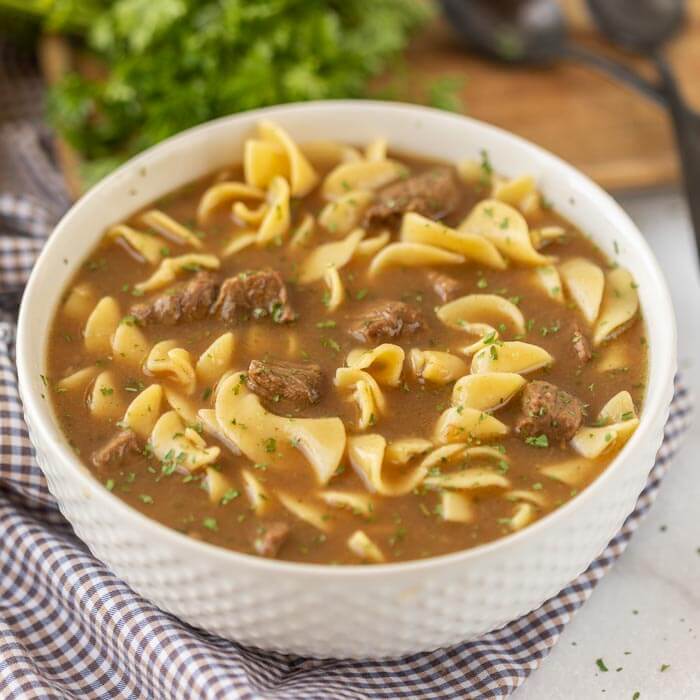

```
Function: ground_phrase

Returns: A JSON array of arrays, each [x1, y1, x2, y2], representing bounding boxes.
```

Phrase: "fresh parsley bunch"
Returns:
[[40, 0, 430, 183]]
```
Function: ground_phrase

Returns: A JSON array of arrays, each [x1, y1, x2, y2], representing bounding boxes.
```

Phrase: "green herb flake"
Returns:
[[221, 488, 240, 505], [202, 517, 218, 532], [525, 434, 549, 448], [596, 658, 609, 673]]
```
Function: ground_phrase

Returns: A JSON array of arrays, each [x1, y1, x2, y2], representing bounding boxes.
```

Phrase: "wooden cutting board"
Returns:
[[39, 0, 700, 199]]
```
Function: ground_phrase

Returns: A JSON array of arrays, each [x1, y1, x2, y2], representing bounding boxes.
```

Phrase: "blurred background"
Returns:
[[0, 0, 698, 197]]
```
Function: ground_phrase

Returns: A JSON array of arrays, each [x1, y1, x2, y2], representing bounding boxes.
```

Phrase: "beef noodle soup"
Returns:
[[46, 122, 646, 564]]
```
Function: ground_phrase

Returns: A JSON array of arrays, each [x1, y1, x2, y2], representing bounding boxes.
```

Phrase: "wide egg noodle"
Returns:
[[451, 373, 526, 412], [62, 282, 95, 322], [138, 209, 203, 249], [400, 212, 505, 269], [319, 190, 373, 236], [84, 296, 121, 355], [458, 199, 551, 266], [471, 341, 553, 375], [334, 367, 386, 430], [145, 340, 197, 395], [345, 344, 405, 387], [322, 266, 346, 312], [122, 384, 163, 440], [196, 182, 264, 225], [241, 469, 271, 515], [107, 224, 165, 265], [277, 491, 331, 532], [256, 176, 291, 245], [150, 410, 219, 472], [571, 390, 639, 458], [56, 366, 98, 393], [437, 294, 525, 355], [384, 438, 433, 466], [559, 257, 605, 325], [534, 265, 565, 303], [214, 372, 345, 485], [347, 530, 384, 563], [256, 120, 319, 197], [88, 370, 125, 421], [134, 254, 220, 293], [111, 321, 150, 367], [322, 159, 407, 200], [441, 491, 476, 523], [347, 433, 428, 497], [299, 228, 365, 283], [195, 332, 235, 387], [368, 242, 464, 278], [593, 266, 639, 345], [409, 349, 468, 385]]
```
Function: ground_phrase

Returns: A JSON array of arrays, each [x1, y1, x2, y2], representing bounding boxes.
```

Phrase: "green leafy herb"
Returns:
[[37, 0, 430, 184], [427, 75, 464, 112]]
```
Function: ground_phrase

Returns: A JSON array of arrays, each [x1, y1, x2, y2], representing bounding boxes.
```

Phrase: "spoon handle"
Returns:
[[562, 43, 666, 106], [654, 53, 700, 264]]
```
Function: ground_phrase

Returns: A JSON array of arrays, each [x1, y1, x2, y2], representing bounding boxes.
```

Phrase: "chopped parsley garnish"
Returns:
[[321, 337, 341, 353], [220, 489, 240, 505], [596, 658, 609, 673], [202, 517, 218, 532], [525, 434, 549, 448], [138, 494, 154, 505]]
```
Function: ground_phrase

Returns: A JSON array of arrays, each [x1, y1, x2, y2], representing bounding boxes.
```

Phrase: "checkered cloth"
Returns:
[[0, 40, 694, 700]]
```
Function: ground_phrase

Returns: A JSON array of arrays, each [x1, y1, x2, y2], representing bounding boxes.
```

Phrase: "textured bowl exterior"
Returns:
[[17, 102, 677, 658]]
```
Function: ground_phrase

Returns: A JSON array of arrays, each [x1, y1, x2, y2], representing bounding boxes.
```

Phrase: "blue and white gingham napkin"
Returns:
[[0, 40, 694, 700]]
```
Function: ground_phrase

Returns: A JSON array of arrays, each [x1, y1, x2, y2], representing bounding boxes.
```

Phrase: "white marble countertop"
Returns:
[[516, 189, 700, 700]]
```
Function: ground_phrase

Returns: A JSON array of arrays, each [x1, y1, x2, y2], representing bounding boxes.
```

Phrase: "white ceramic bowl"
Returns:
[[17, 101, 676, 659]]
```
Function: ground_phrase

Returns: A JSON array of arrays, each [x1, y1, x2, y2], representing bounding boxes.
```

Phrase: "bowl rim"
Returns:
[[16, 99, 677, 578]]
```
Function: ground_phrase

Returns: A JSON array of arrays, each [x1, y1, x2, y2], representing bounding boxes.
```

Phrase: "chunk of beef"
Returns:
[[364, 167, 460, 225], [92, 429, 141, 469], [427, 271, 461, 303], [254, 522, 290, 558], [571, 324, 592, 364], [516, 380, 585, 443], [348, 300, 425, 344], [211, 269, 296, 323], [247, 359, 323, 406], [131, 271, 219, 326]]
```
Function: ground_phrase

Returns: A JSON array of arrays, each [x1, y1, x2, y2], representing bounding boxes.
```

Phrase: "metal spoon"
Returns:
[[439, 0, 665, 103], [588, 0, 700, 263], [441, 0, 700, 262]]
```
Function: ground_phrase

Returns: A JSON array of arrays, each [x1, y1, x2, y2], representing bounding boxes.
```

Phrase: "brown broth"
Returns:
[[46, 151, 647, 564]]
